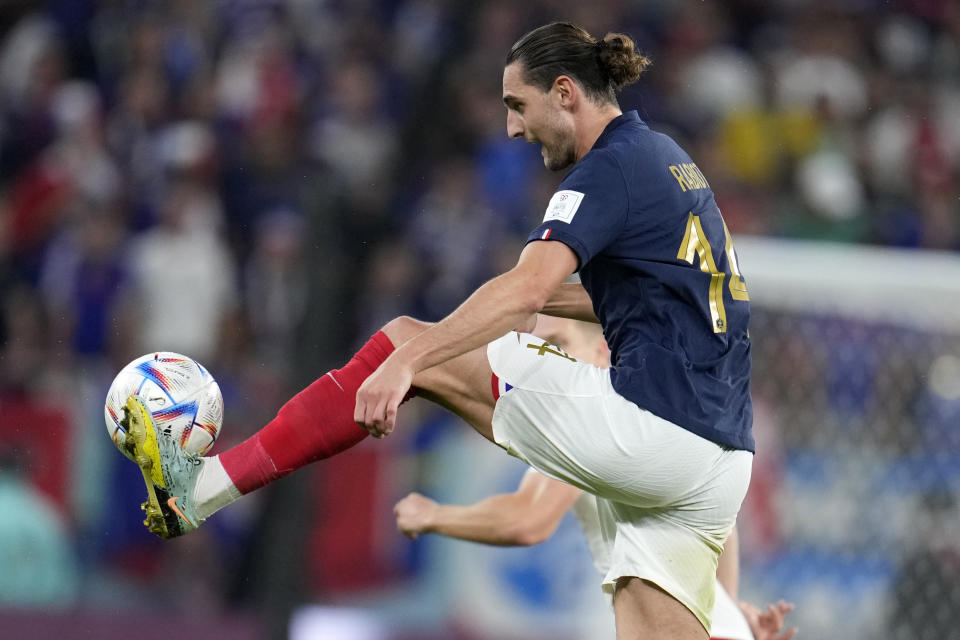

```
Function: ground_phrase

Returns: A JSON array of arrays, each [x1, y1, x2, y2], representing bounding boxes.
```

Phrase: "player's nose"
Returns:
[[506, 110, 524, 139]]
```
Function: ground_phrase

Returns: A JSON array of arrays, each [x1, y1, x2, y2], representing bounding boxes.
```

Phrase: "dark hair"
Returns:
[[505, 22, 651, 104]]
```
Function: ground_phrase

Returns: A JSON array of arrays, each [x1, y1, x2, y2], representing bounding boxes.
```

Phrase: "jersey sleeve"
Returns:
[[526, 150, 629, 270]]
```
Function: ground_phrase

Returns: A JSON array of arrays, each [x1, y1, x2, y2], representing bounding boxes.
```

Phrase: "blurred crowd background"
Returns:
[[0, 0, 959, 638]]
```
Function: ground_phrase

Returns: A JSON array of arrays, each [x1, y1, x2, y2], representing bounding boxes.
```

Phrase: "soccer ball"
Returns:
[[104, 352, 223, 459]]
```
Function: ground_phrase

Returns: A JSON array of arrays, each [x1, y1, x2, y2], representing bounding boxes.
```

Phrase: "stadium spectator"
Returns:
[[406, 156, 505, 319], [127, 177, 237, 364], [0, 449, 78, 609]]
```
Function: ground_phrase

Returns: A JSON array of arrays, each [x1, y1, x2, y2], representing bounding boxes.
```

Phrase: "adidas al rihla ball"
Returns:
[[104, 352, 223, 460]]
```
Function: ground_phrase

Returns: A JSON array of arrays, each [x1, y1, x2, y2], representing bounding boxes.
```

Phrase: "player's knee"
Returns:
[[381, 316, 431, 346]]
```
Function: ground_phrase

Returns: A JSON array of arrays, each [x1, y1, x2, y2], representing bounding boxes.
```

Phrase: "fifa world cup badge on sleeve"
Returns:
[[543, 190, 585, 223]]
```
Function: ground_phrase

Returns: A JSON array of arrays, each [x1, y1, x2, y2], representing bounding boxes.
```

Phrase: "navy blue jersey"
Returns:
[[526, 111, 754, 452]]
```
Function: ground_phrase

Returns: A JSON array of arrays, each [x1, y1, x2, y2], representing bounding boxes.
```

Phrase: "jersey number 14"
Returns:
[[677, 212, 749, 334]]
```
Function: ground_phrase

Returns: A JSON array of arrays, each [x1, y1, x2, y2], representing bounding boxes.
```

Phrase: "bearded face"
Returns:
[[503, 62, 578, 171], [537, 108, 578, 171]]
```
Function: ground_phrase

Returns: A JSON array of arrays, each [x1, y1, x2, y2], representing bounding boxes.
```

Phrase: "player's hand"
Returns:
[[354, 354, 414, 438], [394, 492, 438, 540], [739, 599, 797, 640]]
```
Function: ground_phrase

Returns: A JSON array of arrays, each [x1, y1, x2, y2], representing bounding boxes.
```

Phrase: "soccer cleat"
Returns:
[[120, 395, 204, 538]]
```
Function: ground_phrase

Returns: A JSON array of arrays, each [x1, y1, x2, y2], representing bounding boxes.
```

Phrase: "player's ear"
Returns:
[[553, 75, 576, 108]]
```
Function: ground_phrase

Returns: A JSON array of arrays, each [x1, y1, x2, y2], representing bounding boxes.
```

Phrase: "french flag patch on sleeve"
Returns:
[[541, 228, 552, 240]]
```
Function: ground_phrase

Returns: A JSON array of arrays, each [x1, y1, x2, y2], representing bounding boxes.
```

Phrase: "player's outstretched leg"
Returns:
[[128, 316, 497, 538]]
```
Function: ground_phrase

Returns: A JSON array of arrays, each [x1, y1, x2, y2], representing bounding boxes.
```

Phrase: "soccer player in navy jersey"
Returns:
[[121, 22, 754, 640]]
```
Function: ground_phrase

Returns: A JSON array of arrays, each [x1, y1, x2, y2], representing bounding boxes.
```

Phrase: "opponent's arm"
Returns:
[[717, 526, 798, 640], [717, 525, 740, 598], [356, 240, 578, 435], [394, 470, 582, 546], [738, 600, 797, 640], [541, 282, 599, 323]]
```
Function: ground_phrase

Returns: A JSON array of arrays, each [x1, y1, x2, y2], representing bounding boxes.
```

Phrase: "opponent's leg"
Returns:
[[613, 577, 708, 640]]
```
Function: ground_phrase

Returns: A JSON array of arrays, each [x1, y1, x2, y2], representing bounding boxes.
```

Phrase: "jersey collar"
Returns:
[[594, 110, 646, 148]]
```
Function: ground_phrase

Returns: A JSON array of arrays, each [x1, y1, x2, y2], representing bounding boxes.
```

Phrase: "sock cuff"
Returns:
[[356, 330, 396, 367], [193, 455, 244, 520]]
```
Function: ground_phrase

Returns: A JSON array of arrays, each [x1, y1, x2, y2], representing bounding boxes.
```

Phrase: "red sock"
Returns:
[[220, 331, 401, 494]]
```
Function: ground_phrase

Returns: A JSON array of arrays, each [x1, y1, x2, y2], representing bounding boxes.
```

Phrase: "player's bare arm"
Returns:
[[355, 240, 578, 437], [395, 470, 580, 546]]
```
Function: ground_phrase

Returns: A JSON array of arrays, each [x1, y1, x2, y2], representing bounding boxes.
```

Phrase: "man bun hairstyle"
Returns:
[[596, 33, 650, 92], [506, 22, 651, 104]]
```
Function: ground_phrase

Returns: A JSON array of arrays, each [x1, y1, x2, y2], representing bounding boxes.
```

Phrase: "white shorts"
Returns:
[[487, 332, 753, 631]]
